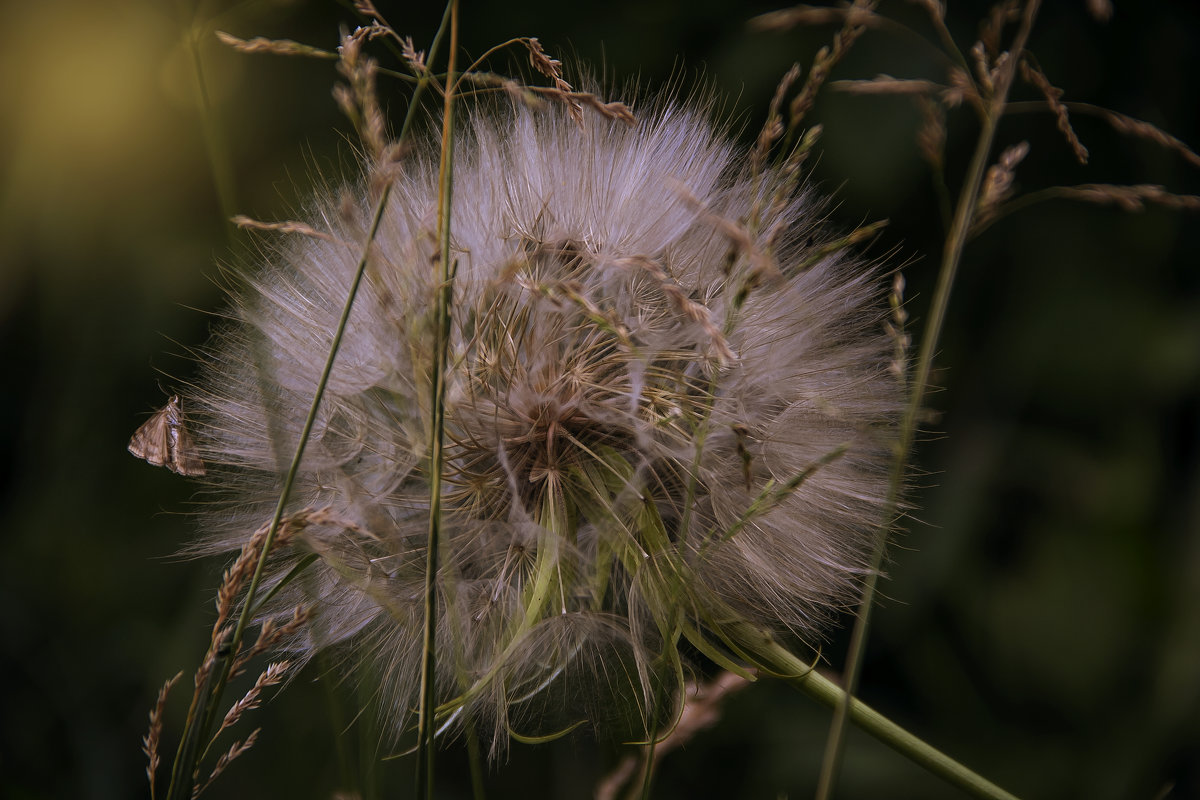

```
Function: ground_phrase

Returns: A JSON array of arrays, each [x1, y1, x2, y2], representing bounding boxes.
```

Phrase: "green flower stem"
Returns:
[[466, 726, 487, 800], [522, 531, 563, 628], [747, 633, 1019, 800], [429, 490, 581, 722]]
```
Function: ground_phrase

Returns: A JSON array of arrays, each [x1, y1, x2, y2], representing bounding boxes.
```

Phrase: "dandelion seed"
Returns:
[[179, 92, 903, 750]]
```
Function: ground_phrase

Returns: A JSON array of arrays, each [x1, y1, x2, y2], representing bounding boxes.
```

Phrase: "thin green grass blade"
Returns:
[[416, 3, 459, 797], [164, 180, 394, 800], [815, 4, 1041, 798], [247, 553, 319, 617]]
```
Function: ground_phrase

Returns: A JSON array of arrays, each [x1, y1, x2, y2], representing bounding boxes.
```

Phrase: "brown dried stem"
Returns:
[[211, 662, 291, 746], [215, 31, 336, 60], [596, 671, 753, 800], [974, 183, 1200, 236], [787, 0, 879, 131], [231, 215, 341, 245], [523, 37, 581, 124], [1003, 101, 1200, 170], [1019, 57, 1088, 164], [525, 86, 635, 125], [192, 729, 260, 799], [975, 140, 1031, 224], [751, 63, 801, 176], [334, 30, 391, 164]]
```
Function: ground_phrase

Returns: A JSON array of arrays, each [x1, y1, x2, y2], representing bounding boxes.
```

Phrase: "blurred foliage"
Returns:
[[0, 1, 1196, 798]]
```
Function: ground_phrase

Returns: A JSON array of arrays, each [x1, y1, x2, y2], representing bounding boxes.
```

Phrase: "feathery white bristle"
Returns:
[[188, 94, 902, 749]]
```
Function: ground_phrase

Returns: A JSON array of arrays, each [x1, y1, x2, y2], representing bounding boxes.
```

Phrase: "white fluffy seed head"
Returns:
[[188, 93, 902, 749]]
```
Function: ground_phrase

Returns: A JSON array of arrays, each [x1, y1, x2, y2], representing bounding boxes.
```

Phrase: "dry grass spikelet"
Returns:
[[184, 89, 903, 751], [193, 728, 260, 798], [143, 671, 183, 799]]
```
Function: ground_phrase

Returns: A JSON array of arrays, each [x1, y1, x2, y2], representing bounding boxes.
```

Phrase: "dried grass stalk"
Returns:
[[1054, 183, 1200, 212], [979, 1, 1021, 60], [832, 75, 946, 96], [231, 215, 341, 245], [144, 672, 183, 800], [215, 31, 336, 60], [975, 140, 1030, 223], [1092, 106, 1200, 169], [525, 86, 635, 125], [785, 0, 880, 129], [749, 4, 880, 34], [916, 96, 947, 172], [215, 662, 291, 740], [595, 671, 753, 800], [1019, 58, 1088, 164], [193, 729, 260, 799], [752, 63, 801, 175]]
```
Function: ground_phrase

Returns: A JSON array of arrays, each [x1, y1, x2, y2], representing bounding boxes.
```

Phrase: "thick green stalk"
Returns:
[[746, 632, 1019, 800], [466, 726, 487, 800], [816, 3, 1042, 797]]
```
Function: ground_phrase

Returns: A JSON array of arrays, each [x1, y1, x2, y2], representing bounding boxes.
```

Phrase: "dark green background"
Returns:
[[2, 1, 1197, 798]]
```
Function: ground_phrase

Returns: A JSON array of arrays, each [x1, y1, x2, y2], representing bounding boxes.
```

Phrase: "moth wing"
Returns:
[[128, 406, 170, 468], [169, 423, 206, 477]]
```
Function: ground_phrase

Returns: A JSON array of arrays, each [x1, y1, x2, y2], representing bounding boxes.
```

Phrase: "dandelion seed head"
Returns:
[[187, 92, 902, 749]]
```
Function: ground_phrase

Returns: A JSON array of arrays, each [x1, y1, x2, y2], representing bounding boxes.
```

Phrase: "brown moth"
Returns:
[[128, 395, 206, 476]]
